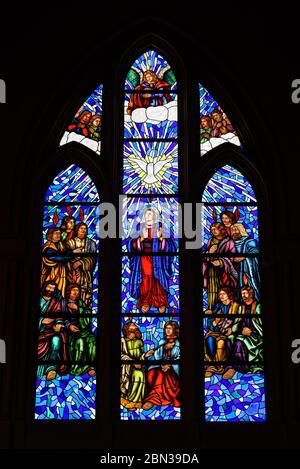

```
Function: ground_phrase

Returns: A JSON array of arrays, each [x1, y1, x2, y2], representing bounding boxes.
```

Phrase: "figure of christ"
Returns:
[[202, 222, 238, 310], [66, 222, 97, 306], [41, 227, 75, 298], [223, 286, 263, 379], [120, 322, 154, 410], [204, 287, 239, 377], [62, 284, 96, 376], [142, 321, 180, 410], [128, 207, 176, 313], [37, 281, 69, 381], [230, 223, 261, 302], [127, 70, 171, 115]]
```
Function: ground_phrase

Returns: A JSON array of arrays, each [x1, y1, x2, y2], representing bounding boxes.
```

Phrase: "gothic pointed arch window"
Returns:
[[201, 163, 265, 421], [121, 50, 180, 420], [32, 41, 267, 429], [35, 164, 100, 419], [35, 78, 104, 419]]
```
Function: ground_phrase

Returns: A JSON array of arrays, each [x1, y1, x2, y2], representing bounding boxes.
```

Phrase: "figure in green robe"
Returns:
[[200, 115, 212, 143], [120, 321, 154, 410], [64, 283, 96, 376]]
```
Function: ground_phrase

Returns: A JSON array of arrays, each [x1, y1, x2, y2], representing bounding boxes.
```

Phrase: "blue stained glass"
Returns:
[[203, 289, 209, 311], [205, 372, 265, 422], [60, 84, 103, 155], [121, 52, 180, 422], [199, 83, 240, 156], [200, 83, 222, 116], [122, 256, 180, 315], [201, 205, 259, 251], [125, 50, 177, 90], [39, 166, 99, 420], [122, 197, 179, 252], [43, 205, 100, 250], [45, 164, 100, 203], [35, 374, 96, 420], [121, 316, 180, 352], [121, 403, 180, 421], [124, 93, 178, 140], [202, 165, 257, 203], [123, 141, 178, 194], [124, 118, 178, 140], [91, 260, 99, 315], [90, 316, 97, 335]]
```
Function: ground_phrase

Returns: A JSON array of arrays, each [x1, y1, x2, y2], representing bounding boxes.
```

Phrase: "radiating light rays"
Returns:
[[123, 141, 178, 194], [202, 165, 257, 203], [46, 164, 100, 203]]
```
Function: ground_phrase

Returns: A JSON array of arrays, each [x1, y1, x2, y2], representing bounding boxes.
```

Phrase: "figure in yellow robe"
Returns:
[[121, 322, 154, 410], [41, 228, 72, 298], [66, 222, 96, 306]]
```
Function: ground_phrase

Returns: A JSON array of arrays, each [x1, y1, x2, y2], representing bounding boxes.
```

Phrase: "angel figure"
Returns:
[[127, 68, 175, 115], [127, 150, 173, 191]]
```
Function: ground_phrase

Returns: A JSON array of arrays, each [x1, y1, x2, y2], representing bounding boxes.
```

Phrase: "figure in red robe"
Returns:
[[128, 207, 176, 313], [67, 110, 91, 137], [127, 70, 171, 115], [142, 321, 180, 410]]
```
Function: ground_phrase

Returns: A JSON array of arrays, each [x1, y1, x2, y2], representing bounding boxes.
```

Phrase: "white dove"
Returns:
[[127, 152, 173, 191]]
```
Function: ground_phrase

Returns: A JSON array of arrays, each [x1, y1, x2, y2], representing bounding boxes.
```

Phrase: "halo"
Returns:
[[141, 205, 161, 224]]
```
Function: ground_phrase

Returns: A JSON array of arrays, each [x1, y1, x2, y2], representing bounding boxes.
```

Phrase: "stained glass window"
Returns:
[[35, 164, 99, 420], [199, 84, 240, 156], [202, 165, 266, 422], [38, 46, 267, 426], [60, 84, 103, 155], [121, 50, 180, 420]]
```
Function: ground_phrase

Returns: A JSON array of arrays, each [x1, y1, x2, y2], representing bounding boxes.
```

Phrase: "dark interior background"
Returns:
[[0, 5, 299, 450]]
